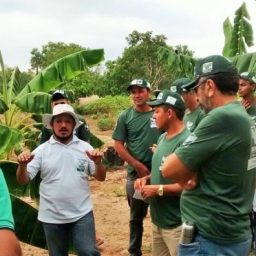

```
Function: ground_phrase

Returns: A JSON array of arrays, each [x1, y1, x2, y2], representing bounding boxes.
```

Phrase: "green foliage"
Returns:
[[77, 95, 132, 116], [76, 95, 131, 131], [30, 41, 85, 72], [97, 117, 114, 131], [62, 65, 106, 99], [102, 30, 195, 95], [223, 2, 254, 57]]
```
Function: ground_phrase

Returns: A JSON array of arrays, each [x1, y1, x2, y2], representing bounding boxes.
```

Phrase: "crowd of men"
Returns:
[[0, 54, 255, 256]]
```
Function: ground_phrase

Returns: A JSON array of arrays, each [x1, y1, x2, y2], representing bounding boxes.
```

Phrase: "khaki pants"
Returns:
[[152, 223, 181, 256]]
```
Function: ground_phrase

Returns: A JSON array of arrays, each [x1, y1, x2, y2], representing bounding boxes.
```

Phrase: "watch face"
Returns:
[[158, 185, 163, 196]]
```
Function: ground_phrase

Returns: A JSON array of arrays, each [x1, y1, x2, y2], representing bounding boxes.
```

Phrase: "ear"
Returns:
[[167, 108, 173, 119], [206, 79, 216, 97]]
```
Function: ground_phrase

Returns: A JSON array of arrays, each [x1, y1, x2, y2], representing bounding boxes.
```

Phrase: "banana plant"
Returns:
[[0, 49, 104, 158], [0, 48, 104, 249], [157, 2, 256, 76], [223, 2, 253, 57]]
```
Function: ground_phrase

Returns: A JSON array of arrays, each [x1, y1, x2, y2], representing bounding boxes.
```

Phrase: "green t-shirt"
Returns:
[[183, 106, 205, 132], [150, 128, 190, 229], [0, 168, 14, 230], [247, 104, 256, 120], [176, 101, 255, 244], [112, 107, 160, 179]]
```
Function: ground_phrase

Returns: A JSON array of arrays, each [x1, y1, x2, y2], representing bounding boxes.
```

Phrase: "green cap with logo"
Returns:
[[183, 55, 238, 90], [51, 89, 69, 102], [127, 78, 151, 91], [147, 89, 185, 111], [170, 78, 192, 94], [240, 72, 256, 84]]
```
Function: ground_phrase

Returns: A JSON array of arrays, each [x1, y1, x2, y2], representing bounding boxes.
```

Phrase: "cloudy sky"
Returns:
[[1, 0, 256, 71]]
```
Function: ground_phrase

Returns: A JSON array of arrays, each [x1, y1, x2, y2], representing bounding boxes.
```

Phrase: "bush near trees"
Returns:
[[75, 95, 132, 131]]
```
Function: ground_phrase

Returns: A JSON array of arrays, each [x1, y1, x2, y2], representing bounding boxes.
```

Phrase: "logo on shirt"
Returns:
[[183, 133, 197, 147], [186, 121, 193, 131], [77, 159, 86, 172], [150, 117, 157, 128]]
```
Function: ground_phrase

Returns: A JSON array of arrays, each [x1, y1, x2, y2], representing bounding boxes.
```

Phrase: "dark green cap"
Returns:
[[170, 78, 192, 94], [183, 55, 238, 90], [127, 78, 151, 91], [240, 72, 256, 83], [147, 89, 185, 111], [51, 89, 68, 102]]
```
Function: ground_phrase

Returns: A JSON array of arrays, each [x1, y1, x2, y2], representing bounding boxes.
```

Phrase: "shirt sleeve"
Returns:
[[83, 143, 96, 176], [112, 112, 127, 142], [27, 146, 43, 180]]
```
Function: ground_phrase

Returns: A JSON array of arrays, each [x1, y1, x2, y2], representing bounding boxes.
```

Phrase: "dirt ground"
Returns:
[[20, 117, 152, 256]]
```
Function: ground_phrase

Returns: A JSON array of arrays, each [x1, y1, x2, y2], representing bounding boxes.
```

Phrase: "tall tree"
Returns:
[[103, 30, 194, 94], [30, 48, 43, 74], [30, 42, 85, 71]]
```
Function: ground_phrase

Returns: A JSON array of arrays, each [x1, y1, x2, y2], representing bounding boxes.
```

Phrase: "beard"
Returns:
[[53, 130, 73, 144]]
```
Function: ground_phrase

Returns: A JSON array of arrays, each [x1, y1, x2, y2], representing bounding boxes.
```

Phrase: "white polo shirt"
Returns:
[[27, 135, 96, 224]]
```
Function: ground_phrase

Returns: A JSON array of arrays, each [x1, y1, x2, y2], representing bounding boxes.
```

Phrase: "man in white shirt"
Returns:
[[16, 104, 106, 256]]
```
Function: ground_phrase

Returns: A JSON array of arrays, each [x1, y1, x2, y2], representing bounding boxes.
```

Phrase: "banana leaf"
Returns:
[[222, 18, 233, 57], [230, 52, 256, 73], [15, 92, 52, 114], [223, 3, 254, 57], [17, 49, 104, 98], [89, 131, 104, 148], [0, 125, 22, 159], [0, 98, 8, 114], [11, 195, 46, 249], [0, 161, 27, 197]]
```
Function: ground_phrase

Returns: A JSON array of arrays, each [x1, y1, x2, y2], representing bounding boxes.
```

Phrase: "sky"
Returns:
[[1, 0, 256, 71]]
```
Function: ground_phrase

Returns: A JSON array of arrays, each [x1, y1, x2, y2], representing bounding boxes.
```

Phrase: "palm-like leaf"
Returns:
[[157, 47, 195, 77], [222, 18, 233, 57], [0, 125, 23, 159], [18, 49, 104, 98], [223, 3, 254, 57], [230, 52, 256, 73], [0, 98, 8, 114]]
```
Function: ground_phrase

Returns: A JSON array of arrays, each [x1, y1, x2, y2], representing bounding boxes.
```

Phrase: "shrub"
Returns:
[[77, 95, 132, 116], [97, 117, 115, 131]]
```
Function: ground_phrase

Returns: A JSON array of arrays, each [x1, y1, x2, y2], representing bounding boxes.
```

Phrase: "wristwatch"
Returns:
[[158, 184, 164, 196]]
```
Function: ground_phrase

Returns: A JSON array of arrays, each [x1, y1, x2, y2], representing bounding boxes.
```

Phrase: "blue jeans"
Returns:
[[250, 210, 256, 249], [126, 179, 149, 256], [178, 234, 251, 256], [42, 211, 100, 256]]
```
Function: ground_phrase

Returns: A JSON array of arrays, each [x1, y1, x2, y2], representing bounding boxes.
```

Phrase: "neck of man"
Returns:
[[165, 119, 185, 140], [135, 104, 152, 112], [187, 100, 200, 112], [243, 93, 255, 105], [213, 94, 238, 109]]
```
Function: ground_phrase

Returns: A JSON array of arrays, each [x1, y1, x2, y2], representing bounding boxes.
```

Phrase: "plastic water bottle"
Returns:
[[180, 221, 194, 244]]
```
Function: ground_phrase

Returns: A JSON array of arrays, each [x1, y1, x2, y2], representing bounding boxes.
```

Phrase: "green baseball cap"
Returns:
[[147, 89, 185, 111], [51, 89, 69, 102], [170, 78, 192, 94], [127, 79, 151, 91], [240, 72, 256, 83], [183, 55, 238, 90]]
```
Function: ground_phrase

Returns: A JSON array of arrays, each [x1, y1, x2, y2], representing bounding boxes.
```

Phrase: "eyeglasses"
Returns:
[[192, 79, 207, 93]]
